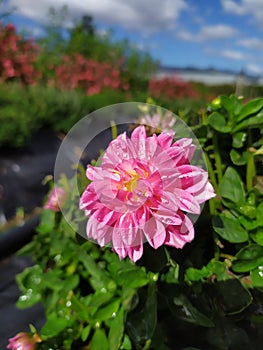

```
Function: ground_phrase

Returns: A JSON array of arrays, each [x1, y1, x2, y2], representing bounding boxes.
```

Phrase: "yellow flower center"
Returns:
[[125, 172, 140, 192]]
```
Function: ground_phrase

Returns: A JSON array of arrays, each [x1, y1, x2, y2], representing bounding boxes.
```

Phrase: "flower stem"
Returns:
[[212, 132, 223, 184], [246, 153, 255, 192], [246, 130, 256, 192], [204, 152, 217, 215], [110, 120, 118, 140]]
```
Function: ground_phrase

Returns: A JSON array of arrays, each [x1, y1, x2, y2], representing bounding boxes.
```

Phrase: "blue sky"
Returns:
[[2, 0, 263, 76]]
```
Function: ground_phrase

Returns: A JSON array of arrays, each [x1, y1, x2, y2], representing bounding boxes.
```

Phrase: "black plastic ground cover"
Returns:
[[0, 256, 45, 349]]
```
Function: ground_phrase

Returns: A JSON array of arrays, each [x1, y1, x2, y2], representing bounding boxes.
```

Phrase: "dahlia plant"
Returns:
[[11, 97, 263, 349]]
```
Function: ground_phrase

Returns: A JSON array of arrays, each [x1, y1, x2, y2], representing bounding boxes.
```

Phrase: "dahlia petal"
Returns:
[[127, 232, 143, 262], [157, 132, 174, 149], [194, 181, 216, 203], [93, 206, 118, 226], [178, 165, 208, 194], [86, 165, 95, 180], [96, 225, 113, 246], [86, 216, 97, 239], [116, 212, 137, 245], [154, 148, 178, 167], [103, 132, 135, 165], [112, 227, 128, 260], [134, 206, 150, 226], [144, 217, 166, 249], [152, 209, 182, 226], [173, 188, 201, 214], [80, 186, 99, 210], [131, 125, 147, 140], [165, 214, 194, 248], [173, 138, 196, 163]]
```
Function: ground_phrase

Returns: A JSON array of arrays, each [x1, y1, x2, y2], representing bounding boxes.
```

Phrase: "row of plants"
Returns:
[[0, 81, 206, 148], [8, 95, 263, 349]]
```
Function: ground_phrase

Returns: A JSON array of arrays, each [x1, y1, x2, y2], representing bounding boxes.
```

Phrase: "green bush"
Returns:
[[0, 83, 132, 147]]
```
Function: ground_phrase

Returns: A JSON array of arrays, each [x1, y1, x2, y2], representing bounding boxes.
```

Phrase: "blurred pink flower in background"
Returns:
[[80, 126, 215, 262], [45, 187, 67, 212], [138, 112, 176, 134], [7, 332, 41, 350]]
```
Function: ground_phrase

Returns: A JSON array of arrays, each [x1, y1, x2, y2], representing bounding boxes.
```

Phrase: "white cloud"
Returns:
[[245, 63, 263, 75], [221, 0, 247, 15], [9, 0, 188, 34], [176, 24, 238, 42], [238, 37, 263, 50], [221, 0, 263, 28], [220, 49, 247, 60], [205, 47, 248, 61]]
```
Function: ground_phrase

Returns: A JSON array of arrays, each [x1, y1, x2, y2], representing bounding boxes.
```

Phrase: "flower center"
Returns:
[[124, 172, 140, 192]]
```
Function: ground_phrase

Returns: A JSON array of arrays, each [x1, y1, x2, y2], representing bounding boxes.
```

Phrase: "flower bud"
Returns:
[[45, 187, 67, 212], [7, 332, 41, 350]]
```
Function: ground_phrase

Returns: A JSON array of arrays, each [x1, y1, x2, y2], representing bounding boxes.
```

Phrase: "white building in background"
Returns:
[[155, 66, 259, 86]]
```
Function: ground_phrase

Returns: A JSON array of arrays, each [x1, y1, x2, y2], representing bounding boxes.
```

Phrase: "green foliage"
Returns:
[[0, 83, 129, 147], [12, 94, 263, 349]]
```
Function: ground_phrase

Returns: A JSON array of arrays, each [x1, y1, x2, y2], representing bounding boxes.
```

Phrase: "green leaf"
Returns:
[[214, 279, 252, 315], [232, 131, 247, 148], [251, 266, 263, 287], [251, 230, 263, 246], [232, 244, 263, 272], [239, 216, 258, 231], [40, 313, 69, 339], [172, 294, 214, 327], [208, 112, 231, 133], [77, 249, 116, 291], [126, 284, 157, 345], [185, 260, 228, 283], [219, 167, 246, 204], [256, 202, 263, 226], [233, 111, 263, 132], [230, 149, 250, 165], [37, 209, 55, 233], [108, 308, 124, 350], [238, 204, 256, 219], [237, 98, 263, 122], [90, 328, 109, 350], [220, 95, 242, 118], [93, 299, 120, 321], [16, 288, 42, 309], [89, 291, 115, 308], [81, 325, 91, 342], [185, 266, 209, 282], [16, 265, 43, 290], [16, 265, 43, 308], [70, 294, 91, 322], [255, 145, 263, 155], [117, 268, 149, 289], [213, 215, 248, 243], [120, 335, 132, 350]]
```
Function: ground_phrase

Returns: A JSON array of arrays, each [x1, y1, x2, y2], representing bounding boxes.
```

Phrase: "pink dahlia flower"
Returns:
[[7, 332, 41, 350], [45, 187, 67, 212], [80, 126, 215, 262]]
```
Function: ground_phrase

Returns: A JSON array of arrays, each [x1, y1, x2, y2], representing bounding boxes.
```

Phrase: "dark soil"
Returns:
[[0, 127, 61, 221]]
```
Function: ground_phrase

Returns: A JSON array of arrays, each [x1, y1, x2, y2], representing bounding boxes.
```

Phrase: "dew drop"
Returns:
[[162, 198, 169, 204]]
